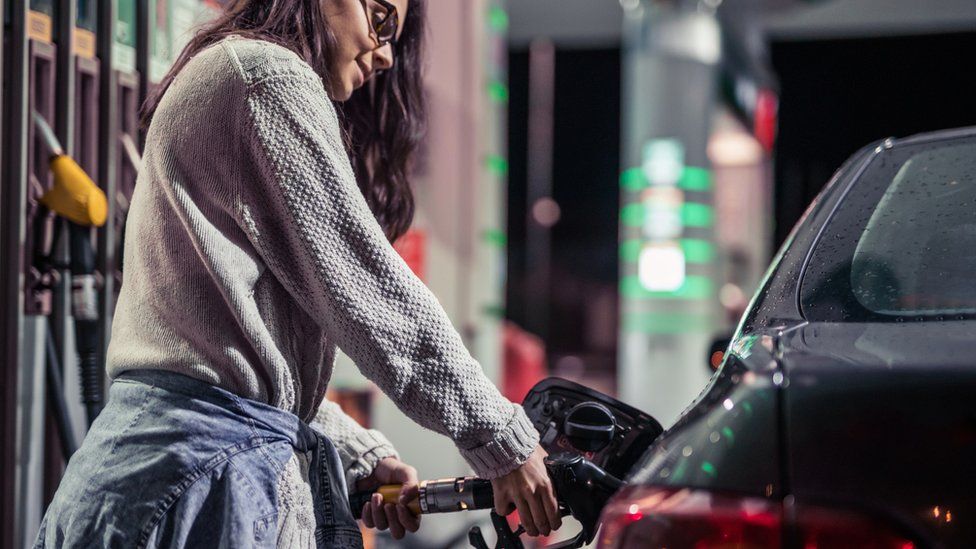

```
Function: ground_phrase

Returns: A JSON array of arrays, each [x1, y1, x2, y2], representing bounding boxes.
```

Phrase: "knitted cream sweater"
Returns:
[[106, 37, 538, 487]]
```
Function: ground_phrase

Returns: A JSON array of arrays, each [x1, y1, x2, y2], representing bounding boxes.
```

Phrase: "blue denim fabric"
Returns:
[[34, 370, 363, 548]]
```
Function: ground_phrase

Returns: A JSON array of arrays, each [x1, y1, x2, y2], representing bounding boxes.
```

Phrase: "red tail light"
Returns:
[[599, 487, 916, 549]]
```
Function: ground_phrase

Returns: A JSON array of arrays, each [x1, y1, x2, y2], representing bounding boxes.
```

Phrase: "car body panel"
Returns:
[[627, 355, 782, 497], [780, 322, 976, 546]]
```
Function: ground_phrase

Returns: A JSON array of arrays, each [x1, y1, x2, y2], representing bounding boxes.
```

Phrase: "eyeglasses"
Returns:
[[360, 0, 400, 48]]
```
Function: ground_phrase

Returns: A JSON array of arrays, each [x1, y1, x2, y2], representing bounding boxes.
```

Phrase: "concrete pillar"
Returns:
[[618, 0, 722, 426]]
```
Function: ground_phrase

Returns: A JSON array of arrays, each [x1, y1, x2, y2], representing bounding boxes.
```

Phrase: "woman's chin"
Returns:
[[328, 81, 355, 102]]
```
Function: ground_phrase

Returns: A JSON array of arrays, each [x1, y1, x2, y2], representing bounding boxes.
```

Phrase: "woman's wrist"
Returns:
[[460, 405, 540, 480], [345, 429, 400, 489]]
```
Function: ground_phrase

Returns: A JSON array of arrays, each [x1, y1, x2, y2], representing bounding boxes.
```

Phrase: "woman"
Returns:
[[35, 1, 560, 547]]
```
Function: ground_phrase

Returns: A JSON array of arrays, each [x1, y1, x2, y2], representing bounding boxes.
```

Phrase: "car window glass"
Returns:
[[801, 137, 976, 322], [851, 143, 976, 315]]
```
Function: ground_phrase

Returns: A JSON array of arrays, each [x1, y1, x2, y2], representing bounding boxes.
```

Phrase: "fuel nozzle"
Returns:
[[418, 476, 494, 513], [33, 110, 107, 227], [349, 476, 494, 518]]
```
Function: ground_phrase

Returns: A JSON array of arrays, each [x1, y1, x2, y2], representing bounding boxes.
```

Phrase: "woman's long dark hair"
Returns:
[[140, 0, 426, 242]]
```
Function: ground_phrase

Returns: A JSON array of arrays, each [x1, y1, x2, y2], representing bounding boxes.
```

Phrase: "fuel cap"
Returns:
[[563, 402, 616, 453]]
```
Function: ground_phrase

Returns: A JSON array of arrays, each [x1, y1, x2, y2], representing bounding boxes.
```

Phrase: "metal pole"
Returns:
[[525, 38, 555, 343], [2, 0, 31, 546], [54, 0, 75, 154], [136, 0, 151, 146], [0, 3, 7, 541], [96, 0, 118, 372], [44, 0, 78, 504]]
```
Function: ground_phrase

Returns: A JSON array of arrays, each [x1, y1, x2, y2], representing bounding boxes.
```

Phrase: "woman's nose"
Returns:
[[373, 43, 394, 72]]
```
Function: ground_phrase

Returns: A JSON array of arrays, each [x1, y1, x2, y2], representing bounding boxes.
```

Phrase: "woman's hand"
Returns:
[[490, 445, 562, 537], [356, 457, 421, 540]]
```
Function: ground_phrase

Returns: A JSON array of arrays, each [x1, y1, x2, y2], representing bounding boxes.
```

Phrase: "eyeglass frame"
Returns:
[[360, 0, 400, 48]]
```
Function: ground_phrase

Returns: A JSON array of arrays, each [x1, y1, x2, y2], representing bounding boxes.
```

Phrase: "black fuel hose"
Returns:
[[68, 221, 103, 424]]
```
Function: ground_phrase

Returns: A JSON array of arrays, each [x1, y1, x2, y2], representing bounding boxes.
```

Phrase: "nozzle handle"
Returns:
[[349, 484, 422, 518]]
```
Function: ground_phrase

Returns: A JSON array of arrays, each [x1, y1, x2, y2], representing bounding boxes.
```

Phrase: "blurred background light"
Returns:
[[639, 243, 687, 292], [708, 130, 764, 167], [531, 197, 562, 227]]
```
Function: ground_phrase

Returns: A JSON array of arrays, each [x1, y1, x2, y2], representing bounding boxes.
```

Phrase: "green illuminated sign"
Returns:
[[487, 80, 509, 103], [620, 238, 714, 264], [680, 238, 714, 263], [620, 275, 713, 300], [484, 154, 508, 177], [482, 228, 506, 247], [620, 203, 715, 229], [620, 166, 713, 192], [680, 203, 714, 227], [488, 5, 509, 32]]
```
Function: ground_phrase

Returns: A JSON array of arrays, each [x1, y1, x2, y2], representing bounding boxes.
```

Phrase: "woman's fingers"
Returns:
[[526, 490, 551, 536], [392, 463, 419, 485], [361, 502, 374, 528], [384, 503, 404, 539], [542, 483, 562, 531], [487, 445, 567, 537], [516, 497, 539, 537], [371, 493, 389, 530], [493, 488, 516, 516], [397, 503, 421, 532], [364, 496, 419, 539], [399, 481, 420, 507]]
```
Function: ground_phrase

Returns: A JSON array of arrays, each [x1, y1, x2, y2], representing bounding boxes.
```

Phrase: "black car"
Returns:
[[598, 127, 976, 548]]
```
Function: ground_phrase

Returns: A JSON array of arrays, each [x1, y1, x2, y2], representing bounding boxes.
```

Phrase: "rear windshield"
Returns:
[[801, 137, 976, 321]]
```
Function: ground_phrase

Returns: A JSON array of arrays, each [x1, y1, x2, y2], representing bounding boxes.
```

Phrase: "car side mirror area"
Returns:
[[708, 334, 732, 372]]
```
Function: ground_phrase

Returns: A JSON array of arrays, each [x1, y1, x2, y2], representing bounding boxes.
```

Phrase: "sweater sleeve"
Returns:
[[311, 397, 399, 490], [234, 68, 538, 479]]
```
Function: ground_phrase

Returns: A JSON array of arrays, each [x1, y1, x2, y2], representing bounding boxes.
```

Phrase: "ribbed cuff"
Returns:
[[343, 428, 399, 490], [460, 405, 540, 479]]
